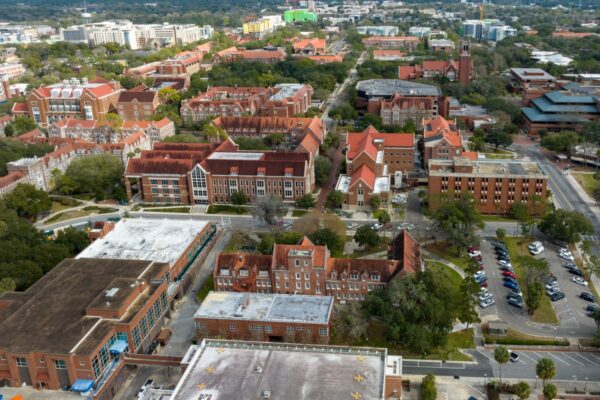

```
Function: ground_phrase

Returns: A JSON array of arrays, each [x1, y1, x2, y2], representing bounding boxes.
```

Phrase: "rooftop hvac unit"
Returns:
[[262, 390, 271, 398]]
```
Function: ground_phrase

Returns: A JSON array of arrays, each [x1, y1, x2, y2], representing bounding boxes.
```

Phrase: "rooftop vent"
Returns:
[[262, 390, 271, 398], [256, 366, 263, 373], [105, 288, 119, 298]]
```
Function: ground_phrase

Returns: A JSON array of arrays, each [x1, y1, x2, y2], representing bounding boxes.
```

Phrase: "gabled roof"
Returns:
[[293, 38, 326, 50], [423, 115, 462, 147], [349, 164, 376, 190], [118, 90, 157, 103], [11, 102, 28, 114], [126, 158, 195, 175], [327, 258, 401, 282], [346, 126, 414, 160], [272, 240, 327, 270]]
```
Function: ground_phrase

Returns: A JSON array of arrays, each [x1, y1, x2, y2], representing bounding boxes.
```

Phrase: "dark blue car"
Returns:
[[504, 281, 519, 290]]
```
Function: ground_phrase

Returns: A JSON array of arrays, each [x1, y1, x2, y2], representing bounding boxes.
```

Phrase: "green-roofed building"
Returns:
[[521, 87, 600, 135], [284, 9, 318, 23]]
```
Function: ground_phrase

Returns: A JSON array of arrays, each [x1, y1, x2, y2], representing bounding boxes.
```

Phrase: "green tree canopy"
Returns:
[[295, 193, 316, 209], [432, 195, 484, 254], [494, 346, 510, 385], [63, 154, 124, 200], [543, 383, 557, 400], [326, 190, 343, 209], [421, 374, 437, 400], [540, 131, 580, 158], [354, 225, 381, 249], [515, 381, 531, 400], [536, 358, 556, 387], [314, 156, 332, 186], [539, 209, 594, 243], [4, 183, 51, 219]]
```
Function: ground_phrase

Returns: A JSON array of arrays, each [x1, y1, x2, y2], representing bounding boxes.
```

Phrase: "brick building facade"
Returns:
[[214, 233, 421, 302], [422, 115, 465, 164], [362, 36, 420, 50], [428, 157, 548, 214]]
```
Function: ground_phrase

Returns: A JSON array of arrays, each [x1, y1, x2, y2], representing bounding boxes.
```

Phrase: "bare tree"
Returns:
[[251, 195, 287, 225]]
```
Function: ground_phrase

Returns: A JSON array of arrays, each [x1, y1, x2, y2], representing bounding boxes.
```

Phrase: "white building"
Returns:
[[357, 25, 399, 36], [488, 25, 517, 42], [408, 26, 432, 38], [0, 63, 26, 80]]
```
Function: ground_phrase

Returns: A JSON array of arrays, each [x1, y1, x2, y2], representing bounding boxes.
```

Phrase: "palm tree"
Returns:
[[515, 381, 531, 399], [536, 358, 556, 387], [543, 383, 557, 400], [494, 346, 510, 386]]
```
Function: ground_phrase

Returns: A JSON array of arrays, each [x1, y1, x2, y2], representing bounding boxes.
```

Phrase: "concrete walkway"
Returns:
[[421, 249, 466, 278]]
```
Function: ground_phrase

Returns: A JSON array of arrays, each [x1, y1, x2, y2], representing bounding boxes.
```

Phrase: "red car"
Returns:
[[480, 281, 488, 288], [468, 246, 480, 253], [502, 271, 517, 279]]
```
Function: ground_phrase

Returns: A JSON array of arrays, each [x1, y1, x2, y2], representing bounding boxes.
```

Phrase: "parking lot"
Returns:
[[478, 238, 597, 337], [471, 349, 600, 381]]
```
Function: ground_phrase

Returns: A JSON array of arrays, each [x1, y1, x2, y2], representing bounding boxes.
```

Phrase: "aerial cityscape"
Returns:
[[0, 0, 600, 399]]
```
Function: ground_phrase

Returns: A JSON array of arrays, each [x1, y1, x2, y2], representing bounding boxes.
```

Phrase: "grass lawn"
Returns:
[[331, 321, 474, 361], [427, 261, 463, 287], [292, 209, 308, 217], [504, 237, 559, 324], [424, 241, 469, 270], [196, 278, 214, 303], [206, 204, 248, 215], [572, 172, 597, 198], [46, 207, 118, 223], [482, 215, 518, 223], [483, 326, 568, 346], [50, 200, 81, 213], [346, 235, 390, 259], [224, 230, 257, 252], [145, 207, 190, 213]]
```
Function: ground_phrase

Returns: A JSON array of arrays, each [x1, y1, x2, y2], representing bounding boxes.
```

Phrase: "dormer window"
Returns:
[[239, 269, 249, 277], [370, 273, 380, 281], [350, 273, 359, 281]]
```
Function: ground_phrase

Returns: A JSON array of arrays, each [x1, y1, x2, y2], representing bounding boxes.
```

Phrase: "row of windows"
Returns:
[[150, 179, 179, 185], [151, 188, 180, 194], [132, 292, 168, 350], [441, 177, 545, 185]]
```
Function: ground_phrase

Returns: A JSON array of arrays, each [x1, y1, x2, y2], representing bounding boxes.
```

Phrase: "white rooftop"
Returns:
[[335, 174, 351, 193], [207, 152, 264, 160], [195, 291, 333, 324], [373, 176, 390, 194], [76, 218, 209, 266], [270, 83, 304, 101]]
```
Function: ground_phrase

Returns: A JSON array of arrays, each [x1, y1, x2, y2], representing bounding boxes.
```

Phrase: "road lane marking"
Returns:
[[577, 353, 600, 368], [560, 353, 585, 366], [518, 352, 538, 363], [477, 349, 497, 363], [547, 353, 569, 366]]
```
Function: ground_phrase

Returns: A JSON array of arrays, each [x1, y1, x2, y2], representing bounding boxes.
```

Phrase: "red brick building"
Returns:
[[213, 47, 287, 64], [422, 115, 464, 164], [0, 258, 170, 398], [125, 140, 314, 205], [19, 78, 122, 127], [336, 126, 415, 209], [398, 43, 472, 85], [293, 38, 326, 55], [380, 92, 449, 127], [194, 291, 334, 343], [116, 86, 160, 121], [214, 233, 421, 302], [180, 84, 313, 123], [428, 157, 548, 214]]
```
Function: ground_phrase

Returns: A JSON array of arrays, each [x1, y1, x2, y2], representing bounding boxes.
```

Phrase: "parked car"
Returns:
[[587, 304, 600, 317], [508, 297, 524, 308], [475, 275, 488, 284], [550, 292, 566, 302], [504, 281, 519, 290], [545, 275, 558, 285], [480, 297, 495, 308], [528, 241, 544, 255], [545, 281, 559, 290], [580, 292, 596, 302], [473, 270, 486, 279], [468, 246, 480, 253], [506, 292, 522, 300], [568, 268, 584, 277], [498, 260, 512, 268], [500, 266, 515, 273], [503, 276, 518, 284], [282, 221, 294, 229], [468, 249, 482, 258], [564, 263, 577, 269], [509, 352, 520, 362], [571, 276, 589, 286], [479, 287, 489, 295], [479, 292, 494, 301], [554, 240, 569, 248], [346, 223, 359, 230], [502, 271, 517, 279], [558, 249, 575, 261], [546, 286, 561, 296]]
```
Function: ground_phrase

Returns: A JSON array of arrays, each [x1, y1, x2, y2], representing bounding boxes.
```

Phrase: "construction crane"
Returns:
[[479, 3, 484, 20]]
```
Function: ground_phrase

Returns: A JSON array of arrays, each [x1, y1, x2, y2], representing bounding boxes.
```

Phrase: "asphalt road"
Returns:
[[404, 349, 600, 383]]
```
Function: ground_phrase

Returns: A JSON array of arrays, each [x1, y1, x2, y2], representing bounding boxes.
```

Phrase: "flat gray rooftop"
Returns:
[[195, 291, 333, 324], [510, 68, 556, 81], [357, 79, 441, 97], [171, 340, 388, 400], [77, 218, 209, 266], [430, 158, 546, 177], [270, 83, 304, 101]]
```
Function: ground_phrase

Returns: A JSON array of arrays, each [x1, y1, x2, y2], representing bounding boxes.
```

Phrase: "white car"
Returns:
[[468, 250, 482, 258], [498, 260, 512, 268], [528, 241, 544, 255], [558, 250, 575, 261], [479, 287, 489, 295], [473, 270, 486, 279], [545, 281, 559, 290], [480, 297, 495, 308], [546, 286, 561, 296], [346, 223, 358, 230], [571, 276, 589, 286], [479, 291, 493, 301]]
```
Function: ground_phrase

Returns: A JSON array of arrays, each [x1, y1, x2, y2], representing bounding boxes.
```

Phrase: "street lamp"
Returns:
[[585, 377, 588, 393], [484, 373, 487, 387], [573, 375, 577, 393], [535, 375, 539, 390]]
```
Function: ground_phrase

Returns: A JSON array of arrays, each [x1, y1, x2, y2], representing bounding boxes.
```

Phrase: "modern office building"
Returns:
[[194, 292, 334, 343], [284, 9, 318, 22], [408, 26, 432, 38], [462, 20, 484, 40], [428, 157, 548, 214], [488, 25, 517, 42], [357, 26, 399, 36]]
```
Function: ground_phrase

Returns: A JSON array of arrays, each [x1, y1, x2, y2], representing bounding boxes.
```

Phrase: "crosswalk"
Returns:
[[582, 235, 600, 242]]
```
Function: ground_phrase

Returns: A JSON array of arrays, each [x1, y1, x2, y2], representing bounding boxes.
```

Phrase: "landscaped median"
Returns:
[[206, 204, 248, 215], [483, 325, 569, 347], [504, 237, 559, 324]]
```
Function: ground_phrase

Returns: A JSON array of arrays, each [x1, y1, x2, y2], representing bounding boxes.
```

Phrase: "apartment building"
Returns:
[[47, 117, 175, 144], [373, 50, 406, 61], [408, 27, 432, 38], [19, 78, 121, 127], [422, 115, 465, 164], [0, 62, 26, 80], [0, 258, 171, 397], [181, 84, 313, 123], [362, 36, 420, 50], [429, 39, 455, 53], [357, 26, 399, 36], [428, 157, 548, 214], [307, 55, 343, 64], [213, 231, 421, 302], [116, 87, 160, 121], [194, 292, 333, 343], [124, 140, 314, 205], [212, 116, 324, 158], [336, 126, 414, 209]]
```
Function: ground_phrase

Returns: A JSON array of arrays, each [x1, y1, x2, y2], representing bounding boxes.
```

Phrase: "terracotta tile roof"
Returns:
[[0, 170, 26, 188], [122, 120, 151, 130], [200, 152, 308, 177], [423, 115, 462, 147], [86, 84, 119, 99], [307, 55, 343, 63], [241, 49, 286, 61], [216, 253, 273, 275], [152, 117, 173, 129], [552, 31, 596, 38], [326, 258, 401, 282], [349, 164, 376, 189], [14, 129, 46, 142], [293, 38, 326, 51], [126, 158, 195, 175], [387, 230, 421, 274], [462, 151, 478, 161], [272, 240, 327, 270], [398, 65, 421, 80], [422, 60, 458, 71], [0, 115, 12, 124], [213, 116, 324, 143], [347, 126, 414, 159], [213, 138, 239, 153], [296, 133, 320, 155], [11, 102, 28, 114], [54, 119, 99, 129]]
